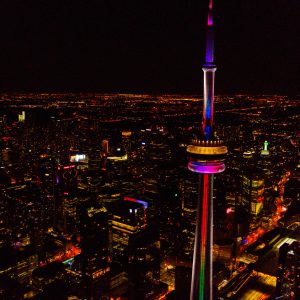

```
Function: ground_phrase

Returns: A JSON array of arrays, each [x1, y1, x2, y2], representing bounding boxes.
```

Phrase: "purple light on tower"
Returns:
[[203, 0, 216, 140], [188, 161, 225, 174], [187, 1, 227, 299], [205, 0, 214, 65]]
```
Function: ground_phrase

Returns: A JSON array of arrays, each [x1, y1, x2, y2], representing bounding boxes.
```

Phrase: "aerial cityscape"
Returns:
[[0, 1, 299, 300]]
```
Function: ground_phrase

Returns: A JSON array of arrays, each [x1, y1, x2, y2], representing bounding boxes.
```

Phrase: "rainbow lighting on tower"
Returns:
[[187, 1, 227, 299]]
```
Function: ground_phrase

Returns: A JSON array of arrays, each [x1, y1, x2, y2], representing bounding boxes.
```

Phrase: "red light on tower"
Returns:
[[226, 207, 232, 214]]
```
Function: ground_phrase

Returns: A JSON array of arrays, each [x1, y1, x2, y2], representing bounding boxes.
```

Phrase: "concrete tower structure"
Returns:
[[187, 1, 227, 299]]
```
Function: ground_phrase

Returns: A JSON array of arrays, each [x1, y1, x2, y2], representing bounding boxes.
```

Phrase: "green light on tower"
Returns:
[[261, 141, 270, 156]]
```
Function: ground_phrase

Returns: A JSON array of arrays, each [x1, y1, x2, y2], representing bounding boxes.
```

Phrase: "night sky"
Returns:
[[0, 0, 299, 94]]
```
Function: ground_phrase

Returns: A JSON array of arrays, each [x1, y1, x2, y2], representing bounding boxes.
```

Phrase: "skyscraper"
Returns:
[[242, 169, 264, 218], [187, 1, 227, 299]]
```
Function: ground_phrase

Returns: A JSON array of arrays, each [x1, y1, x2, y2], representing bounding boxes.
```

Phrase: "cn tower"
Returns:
[[187, 1, 227, 299]]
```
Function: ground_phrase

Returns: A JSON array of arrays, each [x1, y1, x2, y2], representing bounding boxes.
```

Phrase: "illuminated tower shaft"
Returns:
[[190, 174, 214, 300], [203, 0, 215, 140], [187, 1, 227, 299], [203, 67, 216, 140]]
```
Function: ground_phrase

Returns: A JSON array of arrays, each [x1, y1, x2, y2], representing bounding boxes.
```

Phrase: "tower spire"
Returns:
[[205, 0, 214, 65], [202, 0, 216, 140]]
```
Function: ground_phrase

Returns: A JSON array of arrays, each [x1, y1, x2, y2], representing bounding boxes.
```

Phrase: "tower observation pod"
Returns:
[[186, 1, 227, 299]]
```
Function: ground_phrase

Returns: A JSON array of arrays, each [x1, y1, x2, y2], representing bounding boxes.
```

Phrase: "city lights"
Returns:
[[0, 0, 298, 299]]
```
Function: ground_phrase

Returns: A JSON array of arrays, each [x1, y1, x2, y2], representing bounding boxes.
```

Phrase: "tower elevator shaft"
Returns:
[[190, 174, 214, 300]]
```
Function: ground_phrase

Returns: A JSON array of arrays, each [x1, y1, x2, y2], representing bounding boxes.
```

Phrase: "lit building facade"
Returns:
[[72, 201, 110, 288], [110, 199, 147, 259], [242, 170, 264, 217]]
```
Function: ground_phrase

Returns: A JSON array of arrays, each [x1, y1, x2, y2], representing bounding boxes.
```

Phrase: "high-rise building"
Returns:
[[127, 227, 161, 299], [179, 174, 198, 260], [101, 139, 109, 155], [174, 266, 192, 300], [260, 141, 270, 157], [75, 202, 110, 280], [0, 245, 38, 285], [18, 111, 25, 123], [242, 169, 264, 218], [186, 1, 227, 299], [73, 201, 110, 298], [32, 261, 66, 291], [121, 131, 132, 156], [110, 199, 147, 263]]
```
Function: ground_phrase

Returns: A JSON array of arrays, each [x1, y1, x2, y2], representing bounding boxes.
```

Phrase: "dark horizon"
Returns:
[[1, 91, 298, 97], [0, 0, 299, 94]]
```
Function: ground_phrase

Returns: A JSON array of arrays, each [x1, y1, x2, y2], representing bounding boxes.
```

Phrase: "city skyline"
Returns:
[[0, 0, 299, 94], [1, 93, 299, 299], [0, 1, 299, 299]]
